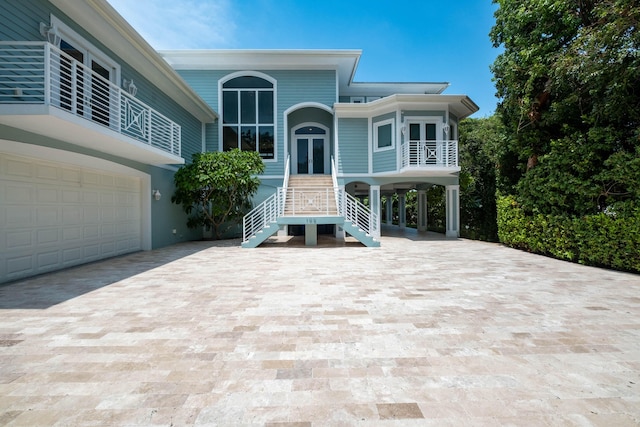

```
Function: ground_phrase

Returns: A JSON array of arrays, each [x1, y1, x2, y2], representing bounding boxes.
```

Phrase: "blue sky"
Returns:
[[107, 0, 500, 117]]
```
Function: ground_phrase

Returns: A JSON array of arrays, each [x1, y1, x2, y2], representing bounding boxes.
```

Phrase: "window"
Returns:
[[222, 75, 275, 160], [50, 15, 120, 128], [374, 119, 394, 152]]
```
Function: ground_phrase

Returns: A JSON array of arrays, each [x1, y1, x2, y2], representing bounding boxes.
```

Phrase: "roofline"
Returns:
[[50, 0, 217, 123], [334, 94, 480, 119]]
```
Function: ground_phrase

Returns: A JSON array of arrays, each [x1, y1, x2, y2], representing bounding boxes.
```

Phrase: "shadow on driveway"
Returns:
[[0, 240, 229, 310]]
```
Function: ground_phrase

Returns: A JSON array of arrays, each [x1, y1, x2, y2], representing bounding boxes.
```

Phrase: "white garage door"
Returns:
[[1, 152, 143, 283]]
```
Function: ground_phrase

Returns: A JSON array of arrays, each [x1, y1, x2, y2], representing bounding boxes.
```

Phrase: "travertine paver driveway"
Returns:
[[1, 230, 639, 426]]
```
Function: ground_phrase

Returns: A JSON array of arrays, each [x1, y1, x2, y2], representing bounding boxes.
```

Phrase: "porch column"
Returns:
[[369, 185, 381, 239], [417, 189, 428, 232], [397, 191, 407, 229], [445, 185, 460, 238], [305, 223, 318, 246], [335, 185, 345, 240], [385, 195, 393, 225]]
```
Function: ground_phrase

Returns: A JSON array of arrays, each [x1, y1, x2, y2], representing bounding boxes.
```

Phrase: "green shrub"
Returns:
[[497, 195, 640, 273]]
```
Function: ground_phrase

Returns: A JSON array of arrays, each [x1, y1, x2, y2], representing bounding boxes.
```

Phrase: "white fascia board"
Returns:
[[334, 94, 479, 119], [50, 0, 217, 123], [342, 82, 450, 97]]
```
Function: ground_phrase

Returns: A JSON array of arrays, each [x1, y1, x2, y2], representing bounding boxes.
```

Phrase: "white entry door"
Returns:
[[292, 125, 329, 174]]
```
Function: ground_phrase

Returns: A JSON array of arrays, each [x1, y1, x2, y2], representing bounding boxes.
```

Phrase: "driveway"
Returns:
[[1, 230, 639, 426]]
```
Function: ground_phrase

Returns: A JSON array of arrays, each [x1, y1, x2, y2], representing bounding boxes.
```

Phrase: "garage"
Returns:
[[0, 145, 150, 283]]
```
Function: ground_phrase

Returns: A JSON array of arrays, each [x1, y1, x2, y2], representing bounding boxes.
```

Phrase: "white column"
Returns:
[[385, 195, 393, 225], [445, 185, 460, 238], [417, 189, 428, 232], [369, 185, 381, 238], [398, 191, 406, 229]]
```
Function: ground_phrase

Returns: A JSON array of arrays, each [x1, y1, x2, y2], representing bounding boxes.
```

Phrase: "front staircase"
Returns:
[[242, 159, 380, 248]]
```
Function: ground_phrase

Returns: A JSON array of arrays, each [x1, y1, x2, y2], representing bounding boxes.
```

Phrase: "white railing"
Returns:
[[0, 42, 180, 156], [242, 156, 378, 243], [242, 191, 282, 243], [340, 190, 379, 238], [282, 187, 338, 215], [332, 156, 378, 238], [400, 140, 458, 168]]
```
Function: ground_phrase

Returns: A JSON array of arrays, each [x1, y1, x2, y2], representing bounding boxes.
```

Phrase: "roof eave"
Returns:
[[49, 0, 218, 123]]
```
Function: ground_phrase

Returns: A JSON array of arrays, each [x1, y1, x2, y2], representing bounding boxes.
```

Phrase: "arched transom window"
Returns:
[[222, 76, 275, 160]]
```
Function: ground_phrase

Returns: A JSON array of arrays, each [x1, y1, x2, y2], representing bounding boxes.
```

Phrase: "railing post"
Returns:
[[43, 43, 51, 106], [147, 110, 152, 146]]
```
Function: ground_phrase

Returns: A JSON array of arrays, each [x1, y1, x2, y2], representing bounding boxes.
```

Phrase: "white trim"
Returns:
[[201, 122, 206, 153], [404, 116, 445, 140], [0, 140, 152, 251], [50, 14, 121, 86], [218, 71, 277, 162], [368, 116, 373, 174], [291, 123, 330, 175], [283, 102, 334, 173], [373, 118, 395, 153]]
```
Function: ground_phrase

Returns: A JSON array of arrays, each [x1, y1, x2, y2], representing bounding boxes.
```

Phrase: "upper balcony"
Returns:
[[400, 139, 458, 173], [0, 42, 183, 165]]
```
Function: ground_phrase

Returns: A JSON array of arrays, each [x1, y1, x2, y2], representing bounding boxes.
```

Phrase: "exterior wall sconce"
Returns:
[[152, 189, 161, 201], [122, 79, 138, 97], [443, 124, 450, 134], [39, 22, 61, 47]]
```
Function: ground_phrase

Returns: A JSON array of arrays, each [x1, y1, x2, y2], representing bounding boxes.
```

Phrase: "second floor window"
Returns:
[[222, 76, 274, 160]]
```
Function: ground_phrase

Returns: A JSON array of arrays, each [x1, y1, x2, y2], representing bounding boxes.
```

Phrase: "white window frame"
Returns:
[[218, 71, 277, 163], [373, 118, 395, 152], [50, 15, 121, 85]]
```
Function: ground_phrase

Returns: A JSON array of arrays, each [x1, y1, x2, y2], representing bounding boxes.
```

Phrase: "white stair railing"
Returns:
[[331, 156, 378, 239], [341, 190, 379, 238], [242, 191, 282, 243], [242, 155, 290, 242], [282, 187, 337, 215]]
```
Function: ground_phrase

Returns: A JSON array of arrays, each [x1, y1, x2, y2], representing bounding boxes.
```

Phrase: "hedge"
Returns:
[[497, 195, 640, 273]]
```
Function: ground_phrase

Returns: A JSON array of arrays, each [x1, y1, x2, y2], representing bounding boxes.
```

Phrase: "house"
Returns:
[[160, 50, 479, 248], [0, 0, 478, 283], [0, 0, 217, 283]]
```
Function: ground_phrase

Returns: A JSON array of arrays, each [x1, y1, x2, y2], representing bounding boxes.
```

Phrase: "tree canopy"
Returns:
[[171, 149, 265, 239], [490, 0, 640, 216]]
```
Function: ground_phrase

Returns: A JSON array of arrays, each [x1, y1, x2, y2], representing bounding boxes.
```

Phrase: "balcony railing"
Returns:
[[400, 139, 458, 169], [0, 42, 180, 157]]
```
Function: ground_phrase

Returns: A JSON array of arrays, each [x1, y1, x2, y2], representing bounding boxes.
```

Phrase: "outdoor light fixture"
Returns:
[[152, 189, 161, 201], [122, 79, 138, 97], [39, 22, 61, 47], [443, 124, 450, 134]]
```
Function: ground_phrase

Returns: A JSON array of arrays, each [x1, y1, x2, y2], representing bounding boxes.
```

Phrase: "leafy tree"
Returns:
[[172, 149, 265, 239], [458, 116, 506, 241], [490, 0, 640, 216]]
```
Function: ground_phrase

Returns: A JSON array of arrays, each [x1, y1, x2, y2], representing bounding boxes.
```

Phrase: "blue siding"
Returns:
[[337, 118, 368, 174], [373, 150, 395, 173], [372, 113, 396, 173], [177, 69, 336, 176], [0, 0, 204, 162]]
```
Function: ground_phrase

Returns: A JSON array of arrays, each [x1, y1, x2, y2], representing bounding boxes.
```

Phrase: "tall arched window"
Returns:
[[222, 75, 274, 160]]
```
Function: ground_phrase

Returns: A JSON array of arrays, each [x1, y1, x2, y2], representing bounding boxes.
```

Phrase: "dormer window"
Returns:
[[222, 75, 275, 160]]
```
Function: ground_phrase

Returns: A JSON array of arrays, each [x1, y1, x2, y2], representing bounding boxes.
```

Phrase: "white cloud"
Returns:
[[107, 0, 236, 49]]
